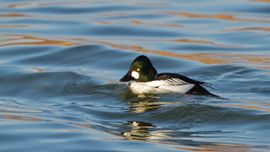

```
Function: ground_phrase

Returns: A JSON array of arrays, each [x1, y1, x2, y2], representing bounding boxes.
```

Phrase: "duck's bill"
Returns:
[[120, 72, 134, 82]]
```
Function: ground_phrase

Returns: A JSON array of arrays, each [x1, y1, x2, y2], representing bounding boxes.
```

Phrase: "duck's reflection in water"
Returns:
[[120, 95, 251, 151], [122, 120, 175, 143], [121, 120, 251, 152], [122, 96, 175, 142], [122, 121, 155, 141], [127, 97, 161, 113]]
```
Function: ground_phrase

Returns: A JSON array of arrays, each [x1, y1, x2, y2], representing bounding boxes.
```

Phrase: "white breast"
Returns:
[[128, 80, 194, 95]]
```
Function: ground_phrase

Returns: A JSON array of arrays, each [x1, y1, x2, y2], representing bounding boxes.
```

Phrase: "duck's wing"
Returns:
[[156, 73, 205, 85], [154, 73, 219, 97]]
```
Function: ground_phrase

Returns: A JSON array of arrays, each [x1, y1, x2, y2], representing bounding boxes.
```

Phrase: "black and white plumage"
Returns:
[[120, 55, 217, 96]]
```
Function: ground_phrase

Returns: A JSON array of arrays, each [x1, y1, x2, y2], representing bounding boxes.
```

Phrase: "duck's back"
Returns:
[[156, 73, 217, 96]]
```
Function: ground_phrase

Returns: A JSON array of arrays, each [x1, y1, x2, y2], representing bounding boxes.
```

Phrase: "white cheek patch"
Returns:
[[131, 71, 139, 79]]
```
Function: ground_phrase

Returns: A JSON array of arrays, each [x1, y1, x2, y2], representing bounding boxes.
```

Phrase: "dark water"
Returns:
[[0, 0, 270, 151]]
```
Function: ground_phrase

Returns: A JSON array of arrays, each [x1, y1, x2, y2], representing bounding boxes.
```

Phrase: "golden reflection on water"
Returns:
[[95, 40, 270, 69], [173, 38, 240, 48], [240, 27, 270, 32], [167, 11, 270, 23], [96, 21, 112, 25], [6, 3, 27, 8], [0, 13, 28, 18], [255, 0, 270, 3], [0, 25, 28, 29], [96, 40, 224, 64], [224, 27, 270, 33], [225, 104, 270, 113], [131, 20, 183, 28], [3, 114, 44, 122], [0, 13, 29, 29], [0, 34, 76, 47], [123, 37, 240, 48], [177, 143, 251, 152], [0, 33, 269, 70], [6, 0, 89, 8], [0, 102, 44, 122], [0, 103, 94, 132]]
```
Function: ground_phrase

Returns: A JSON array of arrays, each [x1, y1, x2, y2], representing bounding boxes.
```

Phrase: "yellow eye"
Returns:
[[137, 68, 140, 71]]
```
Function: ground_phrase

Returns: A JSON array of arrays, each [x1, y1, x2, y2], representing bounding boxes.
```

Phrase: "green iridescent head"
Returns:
[[120, 55, 157, 82]]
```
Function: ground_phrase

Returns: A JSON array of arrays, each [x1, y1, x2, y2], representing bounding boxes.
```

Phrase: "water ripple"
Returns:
[[0, 0, 270, 151]]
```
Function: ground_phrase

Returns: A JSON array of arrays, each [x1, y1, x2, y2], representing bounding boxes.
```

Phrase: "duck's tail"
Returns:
[[187, 84, 220, 98]]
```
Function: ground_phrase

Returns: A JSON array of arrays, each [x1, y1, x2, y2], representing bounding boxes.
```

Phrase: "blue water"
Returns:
[[0, 0, 270, 151]]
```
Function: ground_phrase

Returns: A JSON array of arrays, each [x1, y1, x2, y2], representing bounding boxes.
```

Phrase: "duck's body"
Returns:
[[120, 55, 216, 96]]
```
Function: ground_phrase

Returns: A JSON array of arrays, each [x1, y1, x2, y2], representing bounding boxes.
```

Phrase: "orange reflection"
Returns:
[[167, 11, 270, 23], [177, 143, 250, 152], [0, 34, 76, 47], [38, 0, 89, 7], [1, 111, 94, 131], [175, 38, 213, 44], [96, 21, 112, 25], [0, 25, 28, 28], [0, 13, 27, 18], [174, 38, 239, 48], [255, 0, 270, 3], [96, 19, 183, 28], [124, 38, 239, 48], [131, 20, 183, 28], [225, 104, 270, 113], [241, 27, 270, 32], [7, 0, 89, 8], [4, 114, 43, 122], [95, 40, 270, 69], [225, 27, 270, 33], [7, 3, 28, 8], [96, 40, 225, 64]]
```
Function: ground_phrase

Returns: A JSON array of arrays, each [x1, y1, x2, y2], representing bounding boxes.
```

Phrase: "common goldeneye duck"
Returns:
[[120, 55, 217, 96]]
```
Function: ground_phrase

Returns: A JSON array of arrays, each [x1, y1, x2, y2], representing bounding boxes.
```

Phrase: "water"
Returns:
[[0, 0, 270, 151]]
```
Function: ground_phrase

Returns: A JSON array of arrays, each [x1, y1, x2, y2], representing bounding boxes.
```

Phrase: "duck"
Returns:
[[120, 55, 217, 96]]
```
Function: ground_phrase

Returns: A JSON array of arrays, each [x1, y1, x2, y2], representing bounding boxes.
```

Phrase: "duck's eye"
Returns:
[[131, 71, 139, 79], [136, 68, 140, 72]]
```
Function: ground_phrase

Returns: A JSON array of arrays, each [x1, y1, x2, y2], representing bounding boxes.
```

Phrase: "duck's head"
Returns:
[[120, 55, 157, 82]]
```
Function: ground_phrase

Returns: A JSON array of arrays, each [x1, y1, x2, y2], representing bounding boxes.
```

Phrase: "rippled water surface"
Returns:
[[0, 0, 270, 151]]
